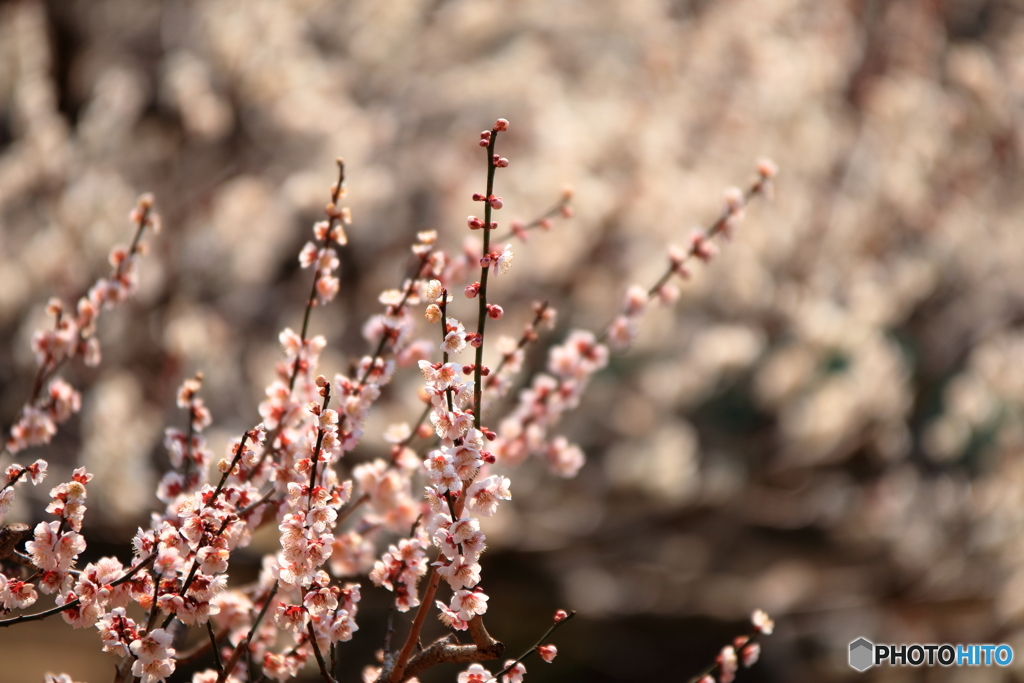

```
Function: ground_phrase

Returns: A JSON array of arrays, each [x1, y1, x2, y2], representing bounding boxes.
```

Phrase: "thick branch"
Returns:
[[400, 628, 504, 683]]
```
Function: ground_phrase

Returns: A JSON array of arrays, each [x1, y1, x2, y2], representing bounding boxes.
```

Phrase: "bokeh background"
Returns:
[[2, 0, 1024, 681]]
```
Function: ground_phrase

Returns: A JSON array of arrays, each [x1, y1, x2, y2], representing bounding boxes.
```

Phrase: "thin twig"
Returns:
[[308, 621, 338, 683], [207, 620, 225, 674], [486, 611, 576, 683]]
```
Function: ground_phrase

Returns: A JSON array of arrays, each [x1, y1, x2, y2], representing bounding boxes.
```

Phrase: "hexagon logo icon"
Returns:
[[849, 638, 874, 672]]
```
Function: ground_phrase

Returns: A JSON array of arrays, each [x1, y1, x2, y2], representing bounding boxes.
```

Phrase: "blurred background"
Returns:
[[2, 0, 1024, 681]]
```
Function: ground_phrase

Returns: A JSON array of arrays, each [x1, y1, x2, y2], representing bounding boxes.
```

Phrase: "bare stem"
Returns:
[[217, 582, 279, 682], [487, 611, 576, 683], [308, 620, 338, 683], [473, 125, 501, 430], [388, 559, 443, 682], [493, 193, 572, 242], [207, 620, 224, 674]]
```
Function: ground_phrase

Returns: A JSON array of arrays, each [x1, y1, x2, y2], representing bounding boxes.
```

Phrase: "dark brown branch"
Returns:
[[308, 620, 338, 683], [487, 611, 576, 683]]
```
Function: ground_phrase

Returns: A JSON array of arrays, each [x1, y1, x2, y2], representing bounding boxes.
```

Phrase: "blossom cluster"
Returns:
[[695, 610, 774, 683], [5, 195, 159, 455], [0, 124, 776, 683]]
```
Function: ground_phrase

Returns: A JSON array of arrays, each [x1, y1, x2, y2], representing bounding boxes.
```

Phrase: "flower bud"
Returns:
[[494, 118, 509, 131], [511, 220, 528, 241], [723, 186, 745, 215], [489, 196, 503, 210], [468, 216, 484, 230], [487, 304, 504, 320], [757, 157, 778, 179]]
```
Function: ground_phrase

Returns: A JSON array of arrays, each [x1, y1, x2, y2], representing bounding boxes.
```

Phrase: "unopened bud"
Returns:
[[472, 193, 485, 201], [723, 186, 745, 214], [741, 643, 761, 668], [465, 283, 480, 299], [757, 157, 778, 179], [487, 304, 504, 319], [494, 118, 509, 132], [691, 231, 718, 262], [489, 196, 503, 210], [553, 609, 569, 623], [467, 216, 484, 230]]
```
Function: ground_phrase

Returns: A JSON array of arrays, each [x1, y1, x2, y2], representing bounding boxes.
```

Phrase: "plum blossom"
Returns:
[[450, 588, 489, 621], [502, 661, 526, 683], [752, 608, 774, 635], [458, 663, 492, 683], [717, 645, 739, 683], [436, 555, 482, 590], [0, 574, 38, 610], [465, 476, 511, 517], [495, 244, 514, 276], [442, 318, 468, 355]]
